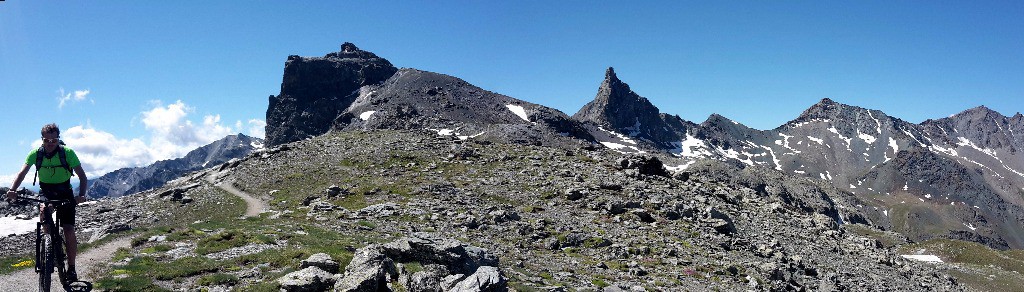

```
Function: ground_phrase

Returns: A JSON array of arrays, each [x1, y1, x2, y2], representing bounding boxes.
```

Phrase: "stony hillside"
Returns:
[[14, 130, 1024, 290], [158, 131, 968, 290]]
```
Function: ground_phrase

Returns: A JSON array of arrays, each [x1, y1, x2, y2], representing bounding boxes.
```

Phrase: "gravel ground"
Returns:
[[0, 236, 131, 292]]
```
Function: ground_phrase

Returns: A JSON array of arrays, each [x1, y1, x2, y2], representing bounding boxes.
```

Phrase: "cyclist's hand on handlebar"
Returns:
[[5, 190, 17, 202], [75, 195, 86, 204]]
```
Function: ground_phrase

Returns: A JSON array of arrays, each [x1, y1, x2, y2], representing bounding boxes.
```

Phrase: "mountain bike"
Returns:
[[9, 190, 92, 292]]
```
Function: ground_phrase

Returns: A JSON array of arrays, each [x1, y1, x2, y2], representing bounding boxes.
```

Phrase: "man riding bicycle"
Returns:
[[6, 123, 89, 281]]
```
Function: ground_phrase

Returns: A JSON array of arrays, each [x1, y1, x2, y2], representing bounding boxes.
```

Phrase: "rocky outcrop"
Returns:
[[573, 67, 682, 146], [335, 234, 507, 292], [266, 42, 398, 146]]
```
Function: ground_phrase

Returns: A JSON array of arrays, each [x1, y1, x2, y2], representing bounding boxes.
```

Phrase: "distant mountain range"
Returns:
[[88, 134, 263, 198], [263, 43, 1024, 250], [573, 71, 1024, 249]]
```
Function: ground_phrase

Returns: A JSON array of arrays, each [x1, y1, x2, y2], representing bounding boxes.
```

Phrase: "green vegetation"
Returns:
[[897, 239, 1024, 291], [95, 275, 171, 292], [197, 273, 239, 286], [898, 239, 1024, 274], [195, 229, 274, 255], [0, 256, 34, 274]]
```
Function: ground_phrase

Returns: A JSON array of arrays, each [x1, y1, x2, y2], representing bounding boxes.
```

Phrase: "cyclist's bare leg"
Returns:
[[62, 224, 77, 266], [38, 204, 50, 233]]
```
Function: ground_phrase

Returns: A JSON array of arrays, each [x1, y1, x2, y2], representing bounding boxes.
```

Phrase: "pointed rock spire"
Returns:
[[605, 67, 618, 82], [572, 67, 680, 143]]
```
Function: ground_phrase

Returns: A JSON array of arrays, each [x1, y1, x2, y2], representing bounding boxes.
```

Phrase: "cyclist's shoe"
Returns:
[[67, 266, 78, 282]]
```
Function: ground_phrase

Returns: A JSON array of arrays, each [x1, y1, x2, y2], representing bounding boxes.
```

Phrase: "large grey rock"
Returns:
[[335, 235, 506, 292], [278, 266, 336, 292], [334, 248, 397, 292], [447, 266, 507, 292], [301, 253, 340, 274]]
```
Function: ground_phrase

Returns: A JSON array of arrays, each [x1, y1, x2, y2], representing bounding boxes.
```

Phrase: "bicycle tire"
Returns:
[[39, 231, 53, 292]]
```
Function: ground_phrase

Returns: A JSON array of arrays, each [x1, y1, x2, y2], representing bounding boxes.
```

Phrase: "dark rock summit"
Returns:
[[573, 67, 681, 146], [266, 43, 592, 149], [266, 42, 398, 146]]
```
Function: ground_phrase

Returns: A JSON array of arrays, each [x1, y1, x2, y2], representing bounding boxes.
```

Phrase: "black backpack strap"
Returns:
[[57, 146, 74, 176], [33, 147, 44, 186]]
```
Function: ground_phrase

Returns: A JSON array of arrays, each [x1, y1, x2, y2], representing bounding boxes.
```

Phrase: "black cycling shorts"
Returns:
[[39, 182, 76, 226]]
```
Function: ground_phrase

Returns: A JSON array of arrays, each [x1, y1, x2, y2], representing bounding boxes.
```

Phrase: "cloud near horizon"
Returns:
[[41, 100, 266, 178]]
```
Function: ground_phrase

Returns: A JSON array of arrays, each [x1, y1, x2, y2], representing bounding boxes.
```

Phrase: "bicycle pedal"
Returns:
[[67, 280, 93, 292]]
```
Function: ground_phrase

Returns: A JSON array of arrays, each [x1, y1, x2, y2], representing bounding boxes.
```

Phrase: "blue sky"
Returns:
[[2, 1, 1022, 186]]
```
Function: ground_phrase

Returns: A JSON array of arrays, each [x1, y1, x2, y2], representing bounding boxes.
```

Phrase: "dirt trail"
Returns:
[[206, 171, 266, 217], [0, 236, 131, 292], [0, 171, 268, 291]]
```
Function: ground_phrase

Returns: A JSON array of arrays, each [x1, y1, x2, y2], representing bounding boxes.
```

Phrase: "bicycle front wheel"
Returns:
[[38, 233, 53, 292]]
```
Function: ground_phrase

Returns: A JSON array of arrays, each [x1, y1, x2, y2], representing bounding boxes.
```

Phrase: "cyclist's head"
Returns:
[[41, 123, 61, 151], [41, 123, 60, 137]]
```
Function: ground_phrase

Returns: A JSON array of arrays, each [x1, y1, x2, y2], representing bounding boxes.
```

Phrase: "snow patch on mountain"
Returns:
[[776, 133, 802, 154], [506, 104, 530, 122], [359, 111, 377, 120]]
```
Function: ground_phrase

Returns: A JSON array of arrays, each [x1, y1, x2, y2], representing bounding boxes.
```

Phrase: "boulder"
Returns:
[[335, 234, 507, 292], [334, 248, 397, 292], [447, 266, 508, 292], [301, 253, 340, 274], [277, 266, 336, 292]]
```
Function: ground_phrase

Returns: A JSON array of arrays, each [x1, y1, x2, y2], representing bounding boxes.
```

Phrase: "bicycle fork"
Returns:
[[34, 222, 43, 274]]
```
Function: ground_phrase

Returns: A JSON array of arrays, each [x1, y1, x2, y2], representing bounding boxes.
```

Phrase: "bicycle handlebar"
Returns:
[[7, 191, 77, 207]]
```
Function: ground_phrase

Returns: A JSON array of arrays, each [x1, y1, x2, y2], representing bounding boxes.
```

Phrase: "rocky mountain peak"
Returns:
[[572, 68, 679, 144], [702, 113, 733, 125], [795, 98, 849, 121], [325, 42, 383, 60], [266, 42, 399, 146], [341, 42, 359, 52], [598, 66, 630, 99], [954, 105, 1006, 122], [604, 66, 620, 83]]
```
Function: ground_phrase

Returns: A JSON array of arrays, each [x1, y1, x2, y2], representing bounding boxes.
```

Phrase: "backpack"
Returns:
[[32, 143, 74, 186]]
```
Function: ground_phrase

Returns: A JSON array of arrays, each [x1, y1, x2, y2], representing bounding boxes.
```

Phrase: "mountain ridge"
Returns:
[[88, 133, 263, 198]]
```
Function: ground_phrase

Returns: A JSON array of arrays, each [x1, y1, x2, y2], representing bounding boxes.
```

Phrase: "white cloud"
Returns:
[[247, 119, 267, 139], [140, 100, 237, 161], [62, 125, 152, 178], [39, 100, 262, 178], [0, 173, 16, 187], [58, 88, 91, 109]]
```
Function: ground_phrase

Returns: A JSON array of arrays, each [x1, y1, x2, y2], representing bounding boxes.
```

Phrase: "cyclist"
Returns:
[[6, 123, 89, 281]]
